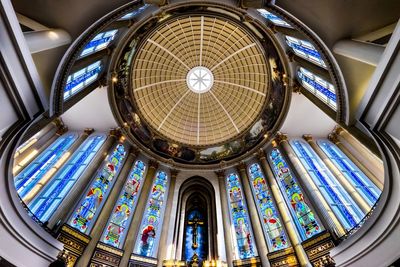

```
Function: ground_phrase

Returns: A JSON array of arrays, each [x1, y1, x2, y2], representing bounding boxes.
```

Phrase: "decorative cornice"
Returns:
[[96, 242, 124, 256], [334, 125, 344, 135], [256, 149, 266, 160], [236, 161, 247, 172], [54, 117, 68, 135], [328, 132, 340, 144], [84, 128, 94, 135], [129, 146, 140, 157], [109, 128, 122, 138], [148, 159, 159, 169], [303, 134, 313, 142], [275, 132, 288, 144], [215, 169, 225, 178], [170, 168, 179, 178]]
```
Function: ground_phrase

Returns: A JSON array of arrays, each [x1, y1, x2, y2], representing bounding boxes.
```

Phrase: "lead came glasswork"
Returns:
[[298, 67, 337, 110], [248, 163, 289, 251], [226, 173, 256, 259], [28, 134, 106, 222], [286, 36, 327, 68], [317, 139, 381, 206], [118, 4, 149, 20], [268, 148, 323, 241], [290, 139, 364, 230], [64, 61, 102, 100], [102, 160, 146, 248], [257, 9, 292, 28], [80, 30, 118, 57], [135, 171, 169, 257], [69, 143, 127, 233], [14, 133, 79, 199]]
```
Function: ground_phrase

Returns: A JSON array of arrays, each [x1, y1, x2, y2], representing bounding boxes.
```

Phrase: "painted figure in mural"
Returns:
[[263, 208, 285, 248], [236, 217, 252, 256], [291, 193, 318, 236]]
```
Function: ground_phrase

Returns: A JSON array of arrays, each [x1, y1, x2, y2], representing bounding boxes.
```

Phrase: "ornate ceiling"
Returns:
[[132, 15, 269, 146]]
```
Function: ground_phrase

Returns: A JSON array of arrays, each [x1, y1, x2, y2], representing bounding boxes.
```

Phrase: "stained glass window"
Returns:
[[298, 67, 337, 110], [64, 61, 102, 100], [290, 139, 364, 230], [184, 209, 207, 264], [226, 173, 256, 259], [286, 36, 327, 68], [268, 148, 323, 241], [69, 143, 127, 233], [135, 171, 169, 257], [28, 134, 106, 222], [248, 163, 289, 251], [257, 9, 292, 28], [317, 140, 381, 206], [101, 160, 146, 248], [14, 132, 78, 200], [119, 5, 149, 20], [80, 30, 118, 58]]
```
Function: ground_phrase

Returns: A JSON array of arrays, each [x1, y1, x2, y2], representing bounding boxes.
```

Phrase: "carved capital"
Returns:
[[333, 125, 344, 135], [54, 117, 68, 135], [292, 82, 302, 94], [256, 149, 266, 160], [237, 161, 247, 172], [129, 147, 140, 156], [170, 168, 179, 178], [303, 134, 313, 142], [109, 128, 122, 138], [84, 128, 94, 135], [328, 133, 340, 144], [215, 170, 225, 178], [148, 160, 159, 170], [274, 132, 288, 144]]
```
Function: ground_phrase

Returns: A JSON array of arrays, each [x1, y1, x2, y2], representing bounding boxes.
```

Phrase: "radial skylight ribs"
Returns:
[[147, 39, 191, 70], [211, 43, 257, 71]]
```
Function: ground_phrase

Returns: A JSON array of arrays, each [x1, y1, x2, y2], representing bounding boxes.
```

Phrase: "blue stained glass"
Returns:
[[290, 139, 364, 230], [28, 134, 106, 222], [298, 67, 337, 110], [14, 133, 78, 200], [80, 30, 118, 57], [102, 160, 146, 248], [226, 173, 256, 259], [184, 209, 207, 264], [64, 61, 102, 100], [69, 143, 127, 233], [268, 148, 323, 241], [317, 140, 381, 206], [248, 163, 289, 251], [286, 36, 327, 68], [135, 171, 169, 257], [257, 9, 292, 28], [119, 5, 149, 20]]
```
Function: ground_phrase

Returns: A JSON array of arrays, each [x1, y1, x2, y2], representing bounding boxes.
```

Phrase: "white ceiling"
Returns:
[[280, 93, 336, 138], [62, 85, 335, 138], [61, 86, 118, 132]]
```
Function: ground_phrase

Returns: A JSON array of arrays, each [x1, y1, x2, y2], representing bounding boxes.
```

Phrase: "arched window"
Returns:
[[286, 36, 327, 68], [257, 9, 292, 28], [80, 29, 118, 58], [317, 139, 381, 206], [268, 148, 323, 241], [69, 143, 127, 233], [290, 139, 364, 230], [64, 60, 102, 100], [28, 134, 106, 222], [14, 132, 79, 201], [119, 4, 149, 20], [101, 160, 146, 248], [135, 171, 169, 257], [226, 173, 256, 259], [297, 67, 337, 110], [248, 163, 289, 251]]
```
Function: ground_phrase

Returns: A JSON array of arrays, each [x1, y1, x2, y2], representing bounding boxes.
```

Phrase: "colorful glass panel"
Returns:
[[290, 139, 364, 230], [64, 61, 102, 100], [80, 30, 118, 57], [257, 9, 292, 28], [226, 173, 256, 259], [14, 133, 78, 199], [135, 171, 169, 257], [268, 148, 323, 240], [286, 36, 327, 68], [102, 160, 146, 248], [248, 163, 289, 251], [298, 67, 336, 110], [28, 134, 106, 222], [69, 143, 127, 233], [317, 139, 381, 206], [119, 5, 149, 20], [184, 209, 207, 264]]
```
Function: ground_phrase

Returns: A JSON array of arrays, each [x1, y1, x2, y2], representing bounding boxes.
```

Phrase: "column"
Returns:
[[333, 126, 384, 187], [157, 169, 179, 266], [23, 129, 93, 204], [257, 149, 311, 267], [237, 162, 270, 267], [48, 129, 118, 229], [77, 146, 137, 267], [277, 134, 346, 237], [216, 170, 234, 267], [119, 160, 159, 267], [328, 132, 383, 189], [303, 135, 370, 214], [333, 39, 384, 66], [24, 28, 71, 54]]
